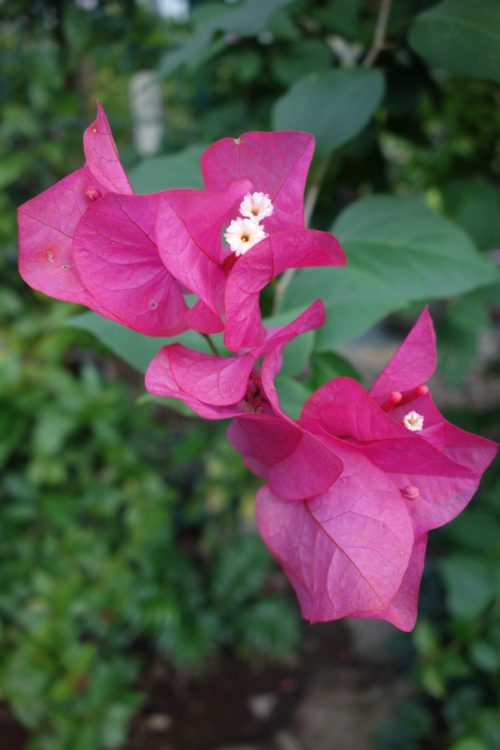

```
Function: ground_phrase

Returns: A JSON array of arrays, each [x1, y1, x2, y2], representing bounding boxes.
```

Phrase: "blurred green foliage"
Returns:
[[1, 0, 500, 748]]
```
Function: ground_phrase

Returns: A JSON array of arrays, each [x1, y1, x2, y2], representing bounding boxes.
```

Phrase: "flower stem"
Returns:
[[362, 0, 393, 68], [203, 333, 220, 356]]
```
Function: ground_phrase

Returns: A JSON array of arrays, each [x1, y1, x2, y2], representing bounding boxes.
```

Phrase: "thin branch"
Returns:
[[362, 0, 393, 68], [203, 333, 220, 356]]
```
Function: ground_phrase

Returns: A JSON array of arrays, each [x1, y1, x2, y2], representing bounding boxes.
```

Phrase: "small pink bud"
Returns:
[[381, 391, 402, 412], [85, 186, 100, 202], [400, 485, 420, 500], [400, 384, 429, 406]]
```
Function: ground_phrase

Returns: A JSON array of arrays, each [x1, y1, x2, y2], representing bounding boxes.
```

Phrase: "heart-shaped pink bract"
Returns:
[[18, 103, 133, 316]]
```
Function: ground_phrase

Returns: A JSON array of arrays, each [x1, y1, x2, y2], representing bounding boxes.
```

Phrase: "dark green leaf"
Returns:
[[275, 375, 312, 419], [129, 144, 206, 194], [279, 266, 406, 348], [331, 196, 497, 301], [409, 0, 500, 84], [271, 39, 333, 87], [310, 351, 362, 389], [442, 178, 500, 250], [68, 312, 211, 374], [440, 556, 495, 619], [281, 330, 314, 377], [272, 68, 385, 157]]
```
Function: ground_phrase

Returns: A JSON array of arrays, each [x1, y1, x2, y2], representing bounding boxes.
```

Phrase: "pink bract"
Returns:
[[73, 193, 188, 336], [18, 103, 132, 315], [202, 132, 345, 350], [201, 130, 314, 233], [230, 309, 497, 631]]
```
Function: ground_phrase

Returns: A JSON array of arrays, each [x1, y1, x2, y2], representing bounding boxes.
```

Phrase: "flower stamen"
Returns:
[[403, 411, 424, 431]]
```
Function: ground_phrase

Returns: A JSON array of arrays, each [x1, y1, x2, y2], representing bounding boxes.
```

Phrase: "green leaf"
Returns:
[[279, 266, 406, 348], [136, 393, 196, 418], [211, 534, 273, 609], [409, 0, 500, 84], [157, 30, 213, 79], [331, 196, 497, 301], [281, 330, 314, 377], [449, 739, 489, 750], [275, 375, 312, 419], [68, 312, 211, 374], [272, 68, 385, 157], [271, 39, 333, 87], [129, 144, 206, 194], [419, 663, 446, 698], [157, 0, 295, 78], [194, 0, 296, 36], [440, 556, 495, 619], [442, 178, 500, 250], [469, 641, 500, 673], [310, 351, 362, 389]]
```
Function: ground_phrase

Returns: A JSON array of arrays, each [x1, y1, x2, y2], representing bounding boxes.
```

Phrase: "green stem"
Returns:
[[362, 0, 393, 68], [203, 333, 220, 356]]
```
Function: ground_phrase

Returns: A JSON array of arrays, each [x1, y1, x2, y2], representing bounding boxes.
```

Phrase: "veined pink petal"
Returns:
[[389, 391, 498, 477], [301, 376, 490, 534], [370, 308, 436, 404], [73, 193, 187, 336], [359, 437, 479, 535], [301, 376, 402, 442], [224, 228, 345, 351], [228, 414, 342, 500], [146, 300, 326, 421], [145, 343, 253, 420], [201, 131, 314, 233], [184, 300, 224, 334], [156, 183, 250, 315], [355, 535, 428, 632], [18, 167, 116, 315], [255, 441, 413, 624], [83, 102, 133, 195], [146, 344, 254, 406]]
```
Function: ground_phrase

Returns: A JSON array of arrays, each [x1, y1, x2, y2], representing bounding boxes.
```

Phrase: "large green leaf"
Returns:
[[68, 312, 211, 374], [440, 556, 495, 619], [441, 178, 500, 250], [275, 375, 312, 420], [331, 196, 497, 301], [194, 0, 295, 36], [409, 0, 500, 84], [157, 0, 295, 78], [129, 145, 206, 194], [271, 39, 333, 87], [279, 266, 406, 349], [272, 68, 384, 157]]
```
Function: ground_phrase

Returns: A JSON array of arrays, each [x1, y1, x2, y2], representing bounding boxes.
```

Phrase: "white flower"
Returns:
[[239, 192, 274, 222], [224, 217, 267, 256], [403, 411, 424, 432]]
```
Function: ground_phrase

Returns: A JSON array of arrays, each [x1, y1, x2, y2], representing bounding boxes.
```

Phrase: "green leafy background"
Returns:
[[1, 0, 500, 748]]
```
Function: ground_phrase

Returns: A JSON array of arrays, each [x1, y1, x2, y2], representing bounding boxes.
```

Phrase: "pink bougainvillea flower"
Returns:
[[18, 103, 133, 316], [152, 131, 345, 348], [146, 299, 343, 499], [18, 104, 192, 336], [201, 131, 346, 351], [229, 309, 497, 631]]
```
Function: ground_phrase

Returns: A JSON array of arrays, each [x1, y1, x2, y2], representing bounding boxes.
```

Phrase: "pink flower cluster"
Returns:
[[18, 105, 497, 631]]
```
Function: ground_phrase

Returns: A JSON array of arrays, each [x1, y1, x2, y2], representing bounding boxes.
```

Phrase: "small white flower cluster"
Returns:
[[224, 192, 273, 257], [403, 411, 424, 432]]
